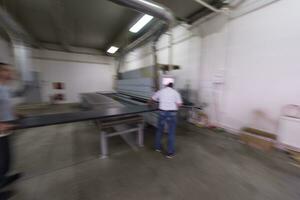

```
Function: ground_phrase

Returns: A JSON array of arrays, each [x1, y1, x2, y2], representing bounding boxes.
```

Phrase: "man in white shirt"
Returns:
[[151, 82, 182, 158], [0, 64, 22, 199]]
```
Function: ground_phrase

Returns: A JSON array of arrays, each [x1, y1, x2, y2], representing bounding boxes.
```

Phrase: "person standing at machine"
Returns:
[[0, 63, 22, 200], [151, 81, 183, 158]]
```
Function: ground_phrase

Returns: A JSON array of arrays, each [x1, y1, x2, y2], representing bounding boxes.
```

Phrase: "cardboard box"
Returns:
[[240, 127, 276, 151]]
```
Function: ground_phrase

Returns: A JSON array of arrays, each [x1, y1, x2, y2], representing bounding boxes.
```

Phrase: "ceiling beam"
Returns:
[[108, 0, 176, 26], [108, 0, 176, 55], [49, 0, 71, 51], [40, 42, 105, 55], [187, 0, 225, 24], [194, 0, 223, 13]]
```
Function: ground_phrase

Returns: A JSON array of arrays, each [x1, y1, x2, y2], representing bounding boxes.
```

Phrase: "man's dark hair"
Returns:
[[0, 62, 9, 72], [167, 82, 173, 88], [0, 62, 9, 66]]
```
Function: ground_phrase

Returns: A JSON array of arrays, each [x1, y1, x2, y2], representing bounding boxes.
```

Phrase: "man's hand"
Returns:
[[148, 99, 153, 105], [0, 123, 14, 132], [148, 98, 158, 107], [176, 103, 182, 109]]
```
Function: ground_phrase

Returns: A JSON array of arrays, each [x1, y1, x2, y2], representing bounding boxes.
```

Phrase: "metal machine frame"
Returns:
[[96, 115, 144, 158]]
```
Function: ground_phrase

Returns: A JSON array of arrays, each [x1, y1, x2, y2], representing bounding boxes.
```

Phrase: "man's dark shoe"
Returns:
[[0, 190, 15, 200], [0, 173, 22, 189]]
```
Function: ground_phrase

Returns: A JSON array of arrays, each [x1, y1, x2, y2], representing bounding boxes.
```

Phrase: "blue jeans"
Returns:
[[155, 111, 177, 154]]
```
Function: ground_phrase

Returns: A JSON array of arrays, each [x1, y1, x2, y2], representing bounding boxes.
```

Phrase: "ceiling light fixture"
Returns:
[[129, 14, 154, 33], [107, 46, 119, 54]]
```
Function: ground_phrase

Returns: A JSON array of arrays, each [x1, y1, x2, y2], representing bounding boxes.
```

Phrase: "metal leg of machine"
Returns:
[[99, 120, 144, 158], [100, 131, 108, 159], [137, 123, 144, 147]]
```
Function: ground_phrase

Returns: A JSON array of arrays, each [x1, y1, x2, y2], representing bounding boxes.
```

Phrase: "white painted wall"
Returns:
[[123, 0, 300, 135], [0, 39, 115, 103], [32, 49, 115, 103], [198, 0, 300, 134]]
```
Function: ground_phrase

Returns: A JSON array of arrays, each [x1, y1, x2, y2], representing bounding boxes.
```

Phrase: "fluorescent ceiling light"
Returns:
[[129, 14, 154, 33], [107, 46, 119, 54]]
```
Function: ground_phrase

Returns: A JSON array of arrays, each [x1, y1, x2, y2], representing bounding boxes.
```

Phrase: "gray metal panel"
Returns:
[[117, 89, 152, 97], [143, 112, 159, 127], [116, 78, 153, 86], [116, 66, 156, 98], [116, 78, 154, 98], [81, 93, 124, 109], [115, 65, 160, 127], [117, 85, 153, 93], [121, 66, 155, 79]]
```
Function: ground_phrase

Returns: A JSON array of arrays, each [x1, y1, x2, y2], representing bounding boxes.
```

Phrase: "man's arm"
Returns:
[[176, 102, 182, 108], [149, 91, 160, 106], [0, 122, 14, 132]]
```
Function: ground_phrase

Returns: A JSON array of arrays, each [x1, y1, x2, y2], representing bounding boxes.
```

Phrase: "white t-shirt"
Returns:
[[0, 85, 14, 122], [152, 87, 183, 111]]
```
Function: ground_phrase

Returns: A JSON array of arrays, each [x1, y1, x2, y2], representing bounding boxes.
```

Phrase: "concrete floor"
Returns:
[[7, 120, 300, 200]]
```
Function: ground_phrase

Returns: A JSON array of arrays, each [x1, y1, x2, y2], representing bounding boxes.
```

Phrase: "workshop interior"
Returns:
[[0, 0, 300, 199]]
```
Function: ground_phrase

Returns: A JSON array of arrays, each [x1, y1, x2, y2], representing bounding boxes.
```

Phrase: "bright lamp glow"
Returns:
[[129, 14, 154, 33], [107, 46, 119, 54]]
